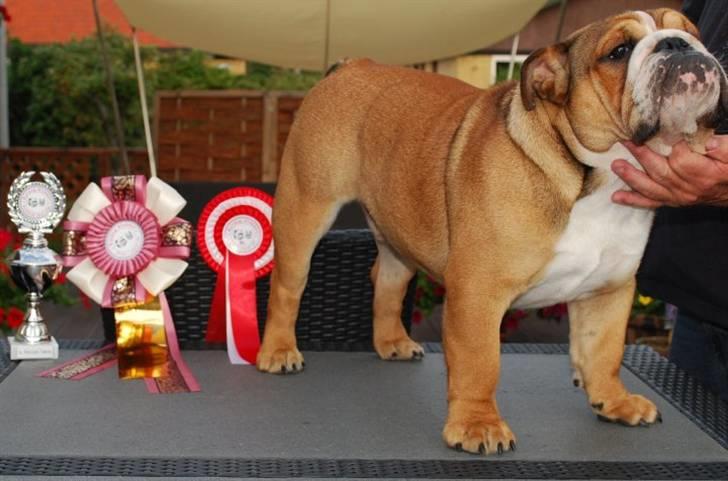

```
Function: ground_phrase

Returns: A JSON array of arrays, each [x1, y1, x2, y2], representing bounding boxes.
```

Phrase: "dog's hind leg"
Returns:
[[256, 181, 343, 374], [368, 232, 422, 361]]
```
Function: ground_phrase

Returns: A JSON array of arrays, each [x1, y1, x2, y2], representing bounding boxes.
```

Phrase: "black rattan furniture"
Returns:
[[166, 228, 414, 349]]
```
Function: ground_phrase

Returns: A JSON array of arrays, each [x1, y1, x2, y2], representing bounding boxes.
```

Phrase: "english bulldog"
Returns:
[[257, 9, 728, 455]]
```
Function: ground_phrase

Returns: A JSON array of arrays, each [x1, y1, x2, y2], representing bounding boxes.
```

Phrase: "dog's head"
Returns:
[[520, 9, 727, 155]]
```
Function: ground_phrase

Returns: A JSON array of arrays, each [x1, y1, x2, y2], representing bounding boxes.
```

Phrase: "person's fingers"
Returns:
[[611, 159, 676, 202], [622, 141, 675, 185], [611, 189, 663, 209], [705, 135, 728, 163], [666, 141, 706, 187]]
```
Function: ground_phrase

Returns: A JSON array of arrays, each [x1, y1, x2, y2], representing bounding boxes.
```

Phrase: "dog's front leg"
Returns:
[[441, 273, 517, 455], [568, 278, 661, 426]]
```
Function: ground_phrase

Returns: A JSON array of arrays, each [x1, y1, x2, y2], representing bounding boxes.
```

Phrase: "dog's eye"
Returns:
[[607, 42, 634, 61]]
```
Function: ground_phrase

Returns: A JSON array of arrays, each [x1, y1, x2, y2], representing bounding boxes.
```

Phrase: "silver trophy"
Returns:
[[6, 171, 65, 360]]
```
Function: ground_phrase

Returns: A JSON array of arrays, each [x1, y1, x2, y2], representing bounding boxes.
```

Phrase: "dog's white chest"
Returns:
[[512, 172, 654, 309]]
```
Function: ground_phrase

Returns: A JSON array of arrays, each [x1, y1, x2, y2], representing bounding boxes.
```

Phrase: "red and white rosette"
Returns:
[[197, 187, 274, 364]]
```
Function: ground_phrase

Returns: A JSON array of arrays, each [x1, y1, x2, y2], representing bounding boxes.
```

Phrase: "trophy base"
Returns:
[[9, 336, 59, 360]]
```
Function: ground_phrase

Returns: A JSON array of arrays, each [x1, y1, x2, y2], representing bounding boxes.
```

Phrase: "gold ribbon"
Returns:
[[115, 296, 169, 380]]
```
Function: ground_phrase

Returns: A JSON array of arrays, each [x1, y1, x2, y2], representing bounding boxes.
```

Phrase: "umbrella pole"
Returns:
[[555, 0, 569, 42], [507, 33, 520, 81], [92, 0, 129, 174], [322, 0, 331, 71], [131, 27, 157, 178]]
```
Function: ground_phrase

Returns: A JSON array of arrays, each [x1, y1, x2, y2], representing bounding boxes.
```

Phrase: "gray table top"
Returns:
[[0, 344, 726, 479]]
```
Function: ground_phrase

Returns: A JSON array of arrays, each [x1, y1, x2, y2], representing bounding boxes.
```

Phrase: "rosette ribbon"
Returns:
[[198, 187, 274, 364], [49, 175, 199, 393]]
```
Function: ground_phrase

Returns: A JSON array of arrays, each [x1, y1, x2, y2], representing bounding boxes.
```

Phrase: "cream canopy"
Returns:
[[116, 0, 548, 71]]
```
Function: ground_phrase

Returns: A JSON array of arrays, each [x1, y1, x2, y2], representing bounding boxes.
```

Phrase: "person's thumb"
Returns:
[[705, 135, 728, 163]]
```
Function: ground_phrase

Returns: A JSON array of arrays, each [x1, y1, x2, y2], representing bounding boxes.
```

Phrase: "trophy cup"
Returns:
[[6, 171, 66, 360]]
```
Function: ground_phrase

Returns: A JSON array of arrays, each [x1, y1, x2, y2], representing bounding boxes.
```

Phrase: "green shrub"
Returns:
[[8, 29, 321, 147]]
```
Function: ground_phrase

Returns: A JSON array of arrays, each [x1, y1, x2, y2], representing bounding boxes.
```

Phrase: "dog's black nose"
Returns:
[[654, 37, 692, 53]]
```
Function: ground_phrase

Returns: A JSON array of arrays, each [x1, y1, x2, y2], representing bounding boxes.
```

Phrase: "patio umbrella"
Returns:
[[116, 0, 548, 71]]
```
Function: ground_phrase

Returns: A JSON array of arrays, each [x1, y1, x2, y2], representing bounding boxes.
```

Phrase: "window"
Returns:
[[490, 54, 528, 84]]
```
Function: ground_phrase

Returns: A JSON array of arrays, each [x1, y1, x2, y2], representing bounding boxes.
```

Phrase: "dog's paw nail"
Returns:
[[391, 352, 397, 358], [454, 443, 463, 452], [597, 414, 611, 423], [478, 443, 486, 455], [573, 379, 580, 387], [497, 442, 504, 455], [639, 420, 649, 427], [280, 365, 287, 373], [302, 361, 306, 368], [591, 402, 604, 411], [509, 440, 516, 452]]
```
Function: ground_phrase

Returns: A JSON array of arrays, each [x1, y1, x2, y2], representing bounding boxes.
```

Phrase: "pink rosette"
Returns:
[[62, 175, 191, 308], [59, 175, 200, 394], [85, 201, 161, 279]]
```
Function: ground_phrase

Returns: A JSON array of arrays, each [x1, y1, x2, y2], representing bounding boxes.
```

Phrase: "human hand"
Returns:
[[611, 136, 728, 208]]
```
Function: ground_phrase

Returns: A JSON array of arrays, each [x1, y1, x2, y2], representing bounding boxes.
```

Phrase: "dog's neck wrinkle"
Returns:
[[554, 111, 641, 170], [507, 88, 585, 204]]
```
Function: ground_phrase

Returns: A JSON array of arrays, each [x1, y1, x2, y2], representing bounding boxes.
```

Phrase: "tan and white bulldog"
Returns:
[[257, 9, 728, 455]]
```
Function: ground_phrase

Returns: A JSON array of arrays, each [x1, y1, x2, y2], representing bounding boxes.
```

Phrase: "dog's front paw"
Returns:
[[443, 417, 517, 455], [256, 345, 305, 374], [592, 393, 661, 426], [374, 336, 424, 361]]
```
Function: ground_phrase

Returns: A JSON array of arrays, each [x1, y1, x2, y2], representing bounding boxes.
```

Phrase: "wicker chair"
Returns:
[[103, 183, 415, 350]]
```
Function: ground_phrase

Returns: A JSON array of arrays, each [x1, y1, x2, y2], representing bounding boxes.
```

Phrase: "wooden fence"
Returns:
[[1, 89, 307, 228], [155, 90, 305, 182]]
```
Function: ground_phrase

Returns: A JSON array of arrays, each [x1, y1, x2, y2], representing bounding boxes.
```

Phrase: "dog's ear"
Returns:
[[520, 43, 570, 111]]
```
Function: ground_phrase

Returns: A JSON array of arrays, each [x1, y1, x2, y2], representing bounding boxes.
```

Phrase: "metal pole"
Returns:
[[0, 0, 10, 147], [507, 33, 520, 81], [323, 0, 331, 72], [132, 28, 156, 178], [555, 0, 569, 42], [92, 0, 129, 174]]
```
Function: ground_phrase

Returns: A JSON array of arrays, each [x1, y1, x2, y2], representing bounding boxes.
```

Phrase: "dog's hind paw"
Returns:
[[374, 336, 424, 361], [256, 346, 305, 374]]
